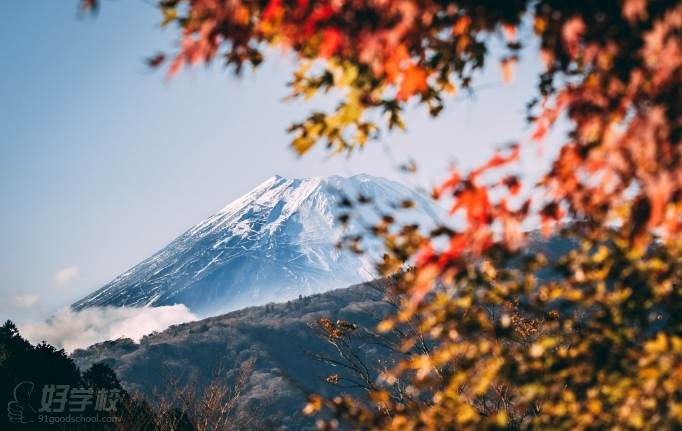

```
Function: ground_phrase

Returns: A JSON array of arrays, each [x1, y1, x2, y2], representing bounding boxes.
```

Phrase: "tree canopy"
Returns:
[[81, 0, 682, 429]]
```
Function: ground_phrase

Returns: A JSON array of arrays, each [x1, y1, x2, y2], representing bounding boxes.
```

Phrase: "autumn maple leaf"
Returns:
[[398, 66, 428, 101], [319, 28, 342, 58]]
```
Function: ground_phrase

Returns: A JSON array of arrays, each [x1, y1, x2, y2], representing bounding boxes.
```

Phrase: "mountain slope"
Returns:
[[71, 280, 396, 431], [72, 174, 442, 314]]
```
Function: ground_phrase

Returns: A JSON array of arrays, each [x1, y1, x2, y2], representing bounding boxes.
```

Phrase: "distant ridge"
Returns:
[[71, 279, 397, 431]]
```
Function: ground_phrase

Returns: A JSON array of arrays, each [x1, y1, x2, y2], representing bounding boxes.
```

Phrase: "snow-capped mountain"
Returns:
[[72, 174, 443, 315]]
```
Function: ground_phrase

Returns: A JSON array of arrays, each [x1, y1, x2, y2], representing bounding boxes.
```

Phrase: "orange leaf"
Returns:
[[303, 4, 335, 36], [501, 57, 516, 83], [452, 16, 471, 36], [623, 0, 647, 23], [319, 27, 342, 57], [433, 170, 461, 199], [470, 144, 520, 180], [262, 0, 282, 21], [409, 264, 440, 308], [414, 241, 436, 267], [645, 174, 673, 227], [384, 45, 409, 83], [441, 234, 468, 264], [531, 92, 570, 142], [501, 175, 521, 195], [531, 118, 550, 141], [166, 55, 184, 79], [451, 185, 492, 227], [540, 202, 563, 237], [398, 66, 428, 101], [502, 23, 517, 42], [233, 5, 250, 26], [562, 16, 585, 57]]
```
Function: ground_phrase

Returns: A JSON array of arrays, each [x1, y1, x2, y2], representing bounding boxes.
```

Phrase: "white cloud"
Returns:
[[54, 266, 80, 288], [12, 294, 40, 308], [21, 305, 197, 353]]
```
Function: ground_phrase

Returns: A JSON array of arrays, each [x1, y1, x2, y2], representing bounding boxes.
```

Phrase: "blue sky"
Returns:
[[0, 1, 561, 323]]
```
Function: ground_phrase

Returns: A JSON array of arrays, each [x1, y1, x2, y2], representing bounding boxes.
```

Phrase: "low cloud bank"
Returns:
[[21, 305, 197, 353]]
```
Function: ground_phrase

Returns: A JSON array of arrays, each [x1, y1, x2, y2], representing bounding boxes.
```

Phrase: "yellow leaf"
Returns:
[[377, 319, 395, 333], [534, 17, 547, 33], [588, 400, 602, 414], [592, 245, 610, 263], [302, 395, 323, 415], [495, 410, 508, 426], [644, 333, 668, 354], [292, 136, 315, 155], [456, 404, 477, 423], [161, 8, 177, 27], [628, 412, 644, 428]]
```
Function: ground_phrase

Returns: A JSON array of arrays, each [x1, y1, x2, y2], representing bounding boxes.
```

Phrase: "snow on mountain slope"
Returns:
[[72, 174, 444, 315]]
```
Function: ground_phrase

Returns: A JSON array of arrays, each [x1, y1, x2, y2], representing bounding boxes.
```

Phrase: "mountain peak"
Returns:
[[73, 174, 443, 315]]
